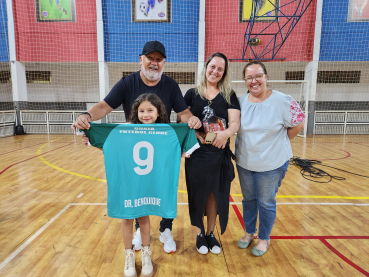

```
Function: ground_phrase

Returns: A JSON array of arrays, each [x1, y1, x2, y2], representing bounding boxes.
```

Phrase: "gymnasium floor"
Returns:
[[0, 134, 368, 276]]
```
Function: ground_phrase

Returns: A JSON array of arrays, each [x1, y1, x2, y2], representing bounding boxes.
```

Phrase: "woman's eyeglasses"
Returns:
[[245, 73, 265, 83]]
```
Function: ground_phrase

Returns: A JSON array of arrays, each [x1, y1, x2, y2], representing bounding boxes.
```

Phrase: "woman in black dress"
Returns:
[[184, 52, 240, 255]]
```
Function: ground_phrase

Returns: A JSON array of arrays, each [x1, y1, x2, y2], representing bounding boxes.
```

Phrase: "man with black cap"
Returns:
[[72, 40, 201, 274], [72, 40, 200, 130]]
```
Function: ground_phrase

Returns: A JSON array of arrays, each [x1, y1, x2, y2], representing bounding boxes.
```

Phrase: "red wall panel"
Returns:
[[13, 0, 97, 62], [205, 0, 316, 62]]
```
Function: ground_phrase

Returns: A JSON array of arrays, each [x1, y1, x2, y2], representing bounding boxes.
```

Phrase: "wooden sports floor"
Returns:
[[0, 134, 369, 277]]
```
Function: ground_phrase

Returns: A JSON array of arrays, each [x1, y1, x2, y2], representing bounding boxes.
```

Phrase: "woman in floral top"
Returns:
[[235, 61, 305, 257]]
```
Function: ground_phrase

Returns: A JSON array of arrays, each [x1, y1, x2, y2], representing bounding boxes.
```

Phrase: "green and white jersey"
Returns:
[[83, 123, 199, 219]]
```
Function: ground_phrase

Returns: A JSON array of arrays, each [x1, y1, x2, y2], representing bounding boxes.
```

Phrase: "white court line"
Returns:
[[71, 203, 106, 206], [1, 201, 369, 271], [76, 193, 84, 198], [0, 203, 71, 271]]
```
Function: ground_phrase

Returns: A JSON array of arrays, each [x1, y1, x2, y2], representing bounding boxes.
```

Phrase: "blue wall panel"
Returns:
[[0, 0, 9, 62], [103, 0, 199, 62], [320, 0, 369, 61]]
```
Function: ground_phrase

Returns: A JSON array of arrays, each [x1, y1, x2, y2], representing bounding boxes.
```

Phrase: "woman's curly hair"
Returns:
[[128, 93, 170, 124]]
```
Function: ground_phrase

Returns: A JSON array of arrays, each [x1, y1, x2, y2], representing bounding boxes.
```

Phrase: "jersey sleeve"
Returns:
[[182, 129, 200, 155], [282, 95, 306, 128], [83, 123, 119, 148], [228, 92, 241, 110], [103, 78, 126, 109], [168, 123, 200, 155]]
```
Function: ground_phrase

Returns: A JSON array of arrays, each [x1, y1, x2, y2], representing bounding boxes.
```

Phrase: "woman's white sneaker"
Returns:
[[141, 246, 153, 277], [124, 249, 137, 277], [206, 232, 221, 254]]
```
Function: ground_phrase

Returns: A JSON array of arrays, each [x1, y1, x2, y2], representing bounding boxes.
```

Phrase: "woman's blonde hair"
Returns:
[[196, 52, 234, 104]]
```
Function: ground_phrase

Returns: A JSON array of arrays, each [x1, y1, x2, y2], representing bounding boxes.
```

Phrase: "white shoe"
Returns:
[[124, 249, 137, 277], [141, 246, 154, 277], [132, 228, 142, 251], [206, 232, 221, 254], [159, 228, 176, 253]]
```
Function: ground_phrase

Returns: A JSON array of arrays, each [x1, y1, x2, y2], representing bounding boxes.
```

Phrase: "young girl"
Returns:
[[82, 93, 170, 277]]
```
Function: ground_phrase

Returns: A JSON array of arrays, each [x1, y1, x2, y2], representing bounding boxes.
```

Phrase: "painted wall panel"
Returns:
[[205, 0, 316, 62], [320, 0, 369, 61], [0, 0, 8, 62], [13, 0, 97, 62], [103, 0, 199, 62]]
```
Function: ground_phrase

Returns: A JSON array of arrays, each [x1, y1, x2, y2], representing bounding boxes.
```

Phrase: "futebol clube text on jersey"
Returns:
[[83, 123, 200, 219]]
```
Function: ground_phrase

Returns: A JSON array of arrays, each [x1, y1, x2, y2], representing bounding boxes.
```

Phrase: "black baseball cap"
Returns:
[[141, 41, 166, 58]]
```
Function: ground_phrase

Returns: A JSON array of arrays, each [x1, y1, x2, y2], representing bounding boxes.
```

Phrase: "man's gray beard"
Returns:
[[142, 66, 163, 82]]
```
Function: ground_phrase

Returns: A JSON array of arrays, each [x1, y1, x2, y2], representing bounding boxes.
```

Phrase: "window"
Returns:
[[317, 71, 361, 83], [122, 72, 135, 78], [286, 71, 361, 84], [0, 71, 11, 83], [285, 71, 305, 81], [123, 71, 195, 84], [26, 71, 51, 83], [165, 72, 195, 84]]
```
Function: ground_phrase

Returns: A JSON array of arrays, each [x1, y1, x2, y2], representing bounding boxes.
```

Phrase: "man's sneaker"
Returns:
[[206, 232, 221, 254], [159, 228, 176, 253], [141, 246, 154, 277], [124, 249, 137, 277], [196, 233, 208, 255], [132, 228, 142, 251]]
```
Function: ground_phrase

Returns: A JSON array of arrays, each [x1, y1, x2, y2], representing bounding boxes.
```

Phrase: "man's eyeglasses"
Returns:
[[245, 73, 265, 83]]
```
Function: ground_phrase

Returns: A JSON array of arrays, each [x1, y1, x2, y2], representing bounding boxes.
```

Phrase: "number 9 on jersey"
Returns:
[[133, 141, 154, 175]]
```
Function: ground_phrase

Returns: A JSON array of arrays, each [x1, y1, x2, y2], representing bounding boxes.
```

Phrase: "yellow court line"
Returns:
[[36, 142, 369, 200], [37, 140, 106, 182]]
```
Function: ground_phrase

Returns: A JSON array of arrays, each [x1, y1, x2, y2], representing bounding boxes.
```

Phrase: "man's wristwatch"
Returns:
[[80, 112, 92, 119]]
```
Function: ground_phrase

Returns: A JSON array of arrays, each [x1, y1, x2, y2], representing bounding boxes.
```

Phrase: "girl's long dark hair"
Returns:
[[129, 93, 170, 124]]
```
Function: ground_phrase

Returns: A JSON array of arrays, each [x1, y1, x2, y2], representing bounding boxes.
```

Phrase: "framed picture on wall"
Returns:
[[35, 0, 76, 22], [239, 0, 279, 22], [348, 0, 369, 21], [132, 0, 171, 23]]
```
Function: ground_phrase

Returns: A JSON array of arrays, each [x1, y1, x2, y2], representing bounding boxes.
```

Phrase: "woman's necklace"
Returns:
[[205, 86, 219, 106]]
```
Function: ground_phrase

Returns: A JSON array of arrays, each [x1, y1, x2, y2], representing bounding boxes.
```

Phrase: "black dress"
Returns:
[[184, 88, 240, 234]]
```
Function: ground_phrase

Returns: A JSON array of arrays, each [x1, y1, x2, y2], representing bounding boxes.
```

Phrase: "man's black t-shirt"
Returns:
[[104, 71, 188, 120]]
